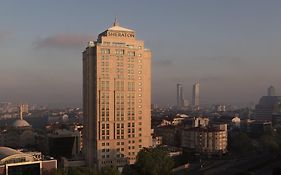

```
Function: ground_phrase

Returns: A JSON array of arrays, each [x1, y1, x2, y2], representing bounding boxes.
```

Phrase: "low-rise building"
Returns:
[[0, 147, 57, 175], [154, 126, 181, 146], [47, 129, 81, 159], [152, 136, 162, 147], [240, 119, 272, 137], [181, 124, 227, 155]]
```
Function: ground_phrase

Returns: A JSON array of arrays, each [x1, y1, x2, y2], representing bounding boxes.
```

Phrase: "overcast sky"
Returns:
[[0, 0, 281, 107]]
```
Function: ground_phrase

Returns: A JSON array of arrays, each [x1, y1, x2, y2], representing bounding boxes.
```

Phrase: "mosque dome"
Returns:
[[12, 119, 31, 128]]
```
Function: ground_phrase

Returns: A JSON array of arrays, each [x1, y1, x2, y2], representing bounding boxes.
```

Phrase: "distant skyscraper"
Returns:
[[268, 85, 276, 96], [255, 96, 281, 121], [192, 81, 200, 109], [83, 19, 152, 168], [177, 83, 184, 108], [255, 87, 281, 121]]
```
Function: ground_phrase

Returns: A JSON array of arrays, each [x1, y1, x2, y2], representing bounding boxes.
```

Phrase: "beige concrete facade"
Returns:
[[83, 21, 152, 168], [181, 124, 227, 154]]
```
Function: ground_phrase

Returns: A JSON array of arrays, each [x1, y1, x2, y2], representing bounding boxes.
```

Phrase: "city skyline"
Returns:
[[0, 1, 281, 107]]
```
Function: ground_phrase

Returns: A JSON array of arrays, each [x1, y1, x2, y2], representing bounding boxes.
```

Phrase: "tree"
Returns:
[[134, 147, 175, 175], [229, 132, 254, 155], [53, 167, 100, 175], [100, 166, 120, 175], [259, 134, 280, 153]]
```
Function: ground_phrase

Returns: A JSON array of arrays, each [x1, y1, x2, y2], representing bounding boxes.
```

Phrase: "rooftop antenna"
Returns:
[[113, 16, 119, 26]]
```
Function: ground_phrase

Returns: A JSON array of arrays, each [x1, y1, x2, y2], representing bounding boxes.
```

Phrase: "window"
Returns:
[[128, 82, 135, 91], [112, 42, 125, 47], [101, 48, 110, 54], [116, 49, 125, 55], [128, 51, 135, 56]]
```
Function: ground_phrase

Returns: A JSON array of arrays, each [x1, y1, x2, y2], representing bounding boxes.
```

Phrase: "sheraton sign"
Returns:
[[107, 31, 135, 38]]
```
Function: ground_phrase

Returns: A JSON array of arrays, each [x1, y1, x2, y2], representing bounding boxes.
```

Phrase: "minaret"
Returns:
[[19, 104, 23, 120]]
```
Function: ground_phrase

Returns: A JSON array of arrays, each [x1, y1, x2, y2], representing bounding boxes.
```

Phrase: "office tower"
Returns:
[[255, 96, 281, 121], [83, 19, 152, 168], [192, 81, 200, 109], [177, 83, 184, 108], [268, 85, 276, 96]]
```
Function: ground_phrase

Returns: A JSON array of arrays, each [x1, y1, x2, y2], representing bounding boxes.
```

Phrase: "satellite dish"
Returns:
[[88, 41, 94, 47]]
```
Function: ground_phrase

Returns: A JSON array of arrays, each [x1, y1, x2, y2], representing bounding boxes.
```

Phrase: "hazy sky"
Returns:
[[0, 0, 281, 107]]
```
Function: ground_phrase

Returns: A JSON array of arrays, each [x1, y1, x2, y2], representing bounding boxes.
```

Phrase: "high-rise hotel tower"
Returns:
[[83, 19, 152, 168]]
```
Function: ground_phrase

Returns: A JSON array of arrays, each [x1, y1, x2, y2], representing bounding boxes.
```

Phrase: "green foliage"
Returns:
[[53, 168, 66, 175], [100, 166, 120, 175], [229, 128, 281, 155], [259, 134, 280, 153], [122, 165, 139, 175], [53, 167, 111, 175], [134, 147, 175, 175], [229, 132, 254, 155], [68, 167, 99, 175]]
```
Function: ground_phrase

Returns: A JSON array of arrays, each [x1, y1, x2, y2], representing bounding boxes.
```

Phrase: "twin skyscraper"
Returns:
[[177, 82, 200, 110]]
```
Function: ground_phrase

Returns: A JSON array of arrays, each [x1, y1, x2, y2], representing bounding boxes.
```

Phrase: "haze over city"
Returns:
[[0, 0, 281, 107]]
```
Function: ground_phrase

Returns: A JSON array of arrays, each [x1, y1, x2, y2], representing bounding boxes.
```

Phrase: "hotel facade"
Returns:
[[83, 20, 152, 168]]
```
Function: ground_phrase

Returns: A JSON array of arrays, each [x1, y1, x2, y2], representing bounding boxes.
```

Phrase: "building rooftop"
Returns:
[[184, 127, 224, 132], [0, 147, 22, 160], [107, 25, 134, 32], [106, 17, 134, 32], [259, 96, 281, 105]]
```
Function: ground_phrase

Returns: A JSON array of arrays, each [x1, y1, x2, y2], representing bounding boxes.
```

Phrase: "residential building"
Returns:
[[181, 124, 227, 155]]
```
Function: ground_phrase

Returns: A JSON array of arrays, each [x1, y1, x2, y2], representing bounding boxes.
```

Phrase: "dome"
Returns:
[[0, 147, 34, 163], [12, 119, 31, 128]]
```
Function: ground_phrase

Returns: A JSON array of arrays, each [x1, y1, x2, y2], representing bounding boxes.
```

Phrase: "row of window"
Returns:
[[100, 61, 142, 68], [102, 42, 142, 50], [100, 81, 142, 91], [100, 48, 143, 57]]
